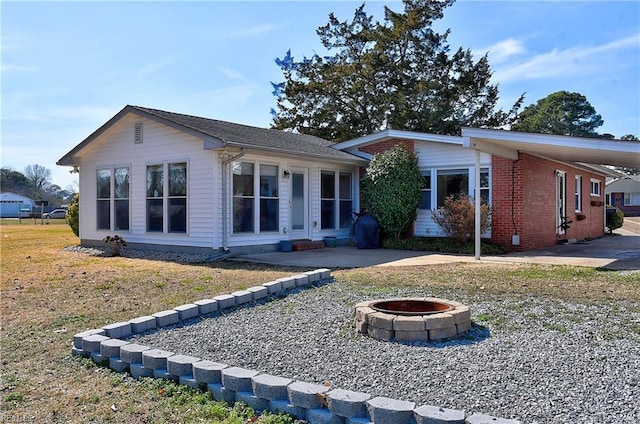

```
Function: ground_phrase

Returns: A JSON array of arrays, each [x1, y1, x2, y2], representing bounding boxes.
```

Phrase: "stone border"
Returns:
[[72, 268, 520, 424], [355, 298, 472, 342]]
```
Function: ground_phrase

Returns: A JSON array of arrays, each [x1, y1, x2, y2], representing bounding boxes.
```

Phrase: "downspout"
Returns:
[[221, 148, 246, 251]]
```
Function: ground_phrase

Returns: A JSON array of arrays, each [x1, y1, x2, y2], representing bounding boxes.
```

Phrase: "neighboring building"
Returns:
[[606, 176, 640, 217], [57, 105, 365, 253], [58, 106, 638, 254], [0, 192, 35, 218], [334, 129, 623, 251]]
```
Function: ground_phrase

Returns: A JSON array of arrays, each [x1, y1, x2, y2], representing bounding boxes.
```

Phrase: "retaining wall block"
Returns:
[[129, 363, 154, 380], [394, 316, 426, 332], [236, 391, 270, 413], [366, 396, 416, 424], [142, 349, 174, 370], [167, 354, 201, 378], [368, 312, 395, 331], [221, 367, 260, 393], [82, 334, 111, 356], [395, 330, 428, 342], [449, 307, 471, 324], [293, 274, 310, 287], [278, 276, 297, 290], [109, 357, 130, 373], [232, 290, 253, 305], [428, 326, 458, 341], [465, 414, 521, 424], [414, 405, 465, 424], [303, 270, 321, 283], [179, 375, 199, 389], [153, 310, 180, 327], [119, 343, 151, 365], [288, 381, 331, 409], [102, 321, 132, 339], [367, 326, 394, 341], [269, 399, 307, 420], [355, 319, 368, 334], [252, 373, 293, 400], [208, 383, 236, 404], [307, 407, 346, 424], [262, 280, 283, 295], [129, 316, 157, 334], [423, 314, 455, 330], [326, 388, 371, 418], [193, 360, 228, 385], [247, 285, 268, 300], [456, 321, 472, 334], [74, 329, 106, 349], [100, 338, 130, 359], [317, 268, 331, 280], [194, 299, 218, 315], [90, 351, 106, 364], [153, 369, 176, 381], [174, 304, 199, 321], [355, 306, 375, 323], [214, 294, 236, 310]]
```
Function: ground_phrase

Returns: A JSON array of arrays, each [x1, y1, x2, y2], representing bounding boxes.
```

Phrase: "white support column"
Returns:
[[475, 149, 481, 260]]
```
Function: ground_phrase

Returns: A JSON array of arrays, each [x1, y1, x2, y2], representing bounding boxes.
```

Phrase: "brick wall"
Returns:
[[492, 153, 606, 251]]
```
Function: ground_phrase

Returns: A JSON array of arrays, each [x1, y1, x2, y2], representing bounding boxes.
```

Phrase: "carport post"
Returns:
[[474, 149, 481, 260]]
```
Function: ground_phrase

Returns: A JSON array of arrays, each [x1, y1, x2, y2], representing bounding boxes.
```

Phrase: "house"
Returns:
[[58, 105, 639, 255], [335, 128, 635, 252], [0, 192, 35, 218], [606, 176, 640, 216], [57, 105, 366, 254]]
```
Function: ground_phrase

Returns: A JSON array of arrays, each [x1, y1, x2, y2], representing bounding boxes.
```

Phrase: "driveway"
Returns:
[[233, 218, 640, 270]]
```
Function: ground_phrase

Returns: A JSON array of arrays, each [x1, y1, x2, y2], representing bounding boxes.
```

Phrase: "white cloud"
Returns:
[[232, 23, 279, 37], [482, 38, 526, 64], [493, 33, 640, 83]]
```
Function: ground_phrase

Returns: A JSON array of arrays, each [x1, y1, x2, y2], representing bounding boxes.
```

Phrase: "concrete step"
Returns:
[[292, 239, 325, 251]]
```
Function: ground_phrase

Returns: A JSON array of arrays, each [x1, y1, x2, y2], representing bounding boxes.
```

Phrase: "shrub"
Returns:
[[66, 193, 79, 237], [102, 235, 127, 257], [431, 194, 491, 243], [606, 207, 624, 233], [361, 144, 424, 240]]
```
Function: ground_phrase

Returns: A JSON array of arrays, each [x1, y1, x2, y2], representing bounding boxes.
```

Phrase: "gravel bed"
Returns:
[[64, 245, 211, 263], [131, 281, 640, 424]]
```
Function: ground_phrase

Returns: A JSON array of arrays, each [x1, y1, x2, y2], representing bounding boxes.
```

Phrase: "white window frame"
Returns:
[[145, 161, 188, 234], [590, 178, 601, 196], [575, 175, 582, 212], [96, 166, 130, 232]]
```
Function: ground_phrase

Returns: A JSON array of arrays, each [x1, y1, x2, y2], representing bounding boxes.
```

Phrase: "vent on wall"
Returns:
[[134, 123, 143, 144]]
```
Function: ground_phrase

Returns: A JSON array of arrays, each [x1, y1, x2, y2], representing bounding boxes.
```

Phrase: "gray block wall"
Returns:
[[71, 268, 520, 424]]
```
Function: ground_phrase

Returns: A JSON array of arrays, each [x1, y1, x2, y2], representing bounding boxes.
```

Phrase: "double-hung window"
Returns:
[[437, 169, 469, 207], [575, 176, 582, 212], [321, 171, 336, 230], [419, 172, 431, 209], [320, 170, 354, 230], [339, 173, 353, 229], [96, 167, 130, 231], [146, 162, 187, 233], [259, 164, 279, 232], [590, 178, 601, 196]]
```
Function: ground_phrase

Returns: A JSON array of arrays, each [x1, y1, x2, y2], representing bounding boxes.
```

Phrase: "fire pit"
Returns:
[[355, 297, 471, 342]]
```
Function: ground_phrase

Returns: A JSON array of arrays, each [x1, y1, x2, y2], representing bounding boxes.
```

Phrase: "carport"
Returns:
[[462, 128, 640, 260]]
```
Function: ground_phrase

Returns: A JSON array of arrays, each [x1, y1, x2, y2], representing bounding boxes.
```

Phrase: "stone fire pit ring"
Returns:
[[355, 297, 471, 342]]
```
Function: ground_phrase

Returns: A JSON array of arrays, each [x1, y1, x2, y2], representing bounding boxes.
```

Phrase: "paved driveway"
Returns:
[[233, 219, 640, 270]]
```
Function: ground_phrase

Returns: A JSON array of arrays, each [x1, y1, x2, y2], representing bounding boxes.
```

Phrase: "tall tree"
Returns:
[[511, 91, 604, 137], [1, 168, 31, 194], [271, 0, 522, 141], [24, 164, 51, 198]]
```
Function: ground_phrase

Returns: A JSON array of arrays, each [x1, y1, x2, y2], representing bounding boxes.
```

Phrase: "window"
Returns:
[[575, 175, 582, 212], [339, 173, 353, 229], [419, 173, 431, 209], [590, 179, 601, 196], [437, 169, 469, 207], [259, 164, 279, 232], [479, 169, 490, 204], [96, 167, 130, 231], [146, 162, 187, 233], [232, 162, 254, 233], [232, 162, 279, 233], [625, 192, 640, 206], [321, 171, 336, 230]]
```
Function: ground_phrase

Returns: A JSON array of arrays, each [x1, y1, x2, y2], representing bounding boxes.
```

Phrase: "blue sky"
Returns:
[[2, 1, 639, 190]]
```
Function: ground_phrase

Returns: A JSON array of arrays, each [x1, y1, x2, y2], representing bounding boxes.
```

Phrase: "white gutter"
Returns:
[[221, 148, 246, 250]]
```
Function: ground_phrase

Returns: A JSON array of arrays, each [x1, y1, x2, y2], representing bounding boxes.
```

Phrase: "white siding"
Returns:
[[413, 140, 491, 238], [77, 114, 218, 249]]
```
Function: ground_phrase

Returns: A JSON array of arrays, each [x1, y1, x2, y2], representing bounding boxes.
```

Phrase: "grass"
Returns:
[[1, 220, 638, 422]]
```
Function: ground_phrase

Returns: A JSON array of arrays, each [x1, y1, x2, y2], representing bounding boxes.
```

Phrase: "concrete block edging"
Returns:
[[72, 268, 519, 424]]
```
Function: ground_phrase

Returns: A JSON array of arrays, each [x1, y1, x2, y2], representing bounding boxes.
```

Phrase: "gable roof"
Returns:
[[58, 105, 365, 166]]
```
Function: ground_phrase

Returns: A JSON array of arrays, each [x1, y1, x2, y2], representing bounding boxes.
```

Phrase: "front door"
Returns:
[[289, 168, 309, 240], [556, 171, 566, 235]]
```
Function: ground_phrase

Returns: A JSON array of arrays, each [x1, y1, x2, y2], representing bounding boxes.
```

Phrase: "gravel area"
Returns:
[[131, 281, 640, 424], [64, 245, 212, 263]]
